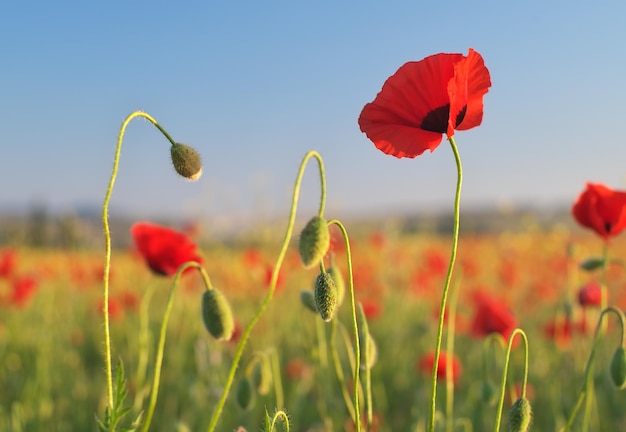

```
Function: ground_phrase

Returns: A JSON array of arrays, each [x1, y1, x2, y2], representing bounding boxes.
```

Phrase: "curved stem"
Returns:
[[328, 219, 360, 432], [205, 151, 327, 432], [102, 110, 178, 407], [270, 410, 290, 432], [141, 261, 211, 432], [561, 306, 626, 431], [493, 328, 529, 432], [428, 136, 463, 432]]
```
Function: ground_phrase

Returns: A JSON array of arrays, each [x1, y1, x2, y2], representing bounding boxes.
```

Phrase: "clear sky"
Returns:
[[2, 1, 626, 224]]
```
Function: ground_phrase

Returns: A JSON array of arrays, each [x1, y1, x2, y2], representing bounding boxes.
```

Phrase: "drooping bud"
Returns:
[[507, 397, 532, 432], [610, 346, 626, 390], [300, 290, 318, 313], [170, 143, 203, 181], [251, 354, 273, 396], [235, 377, 254, 411], [314, 272, 338, 322], [480, 379, 498, 406], [298, 216, 330, 269], [201, 289, 235, 341], [327, 266, 345, 308], [360, 331, 378, 370]]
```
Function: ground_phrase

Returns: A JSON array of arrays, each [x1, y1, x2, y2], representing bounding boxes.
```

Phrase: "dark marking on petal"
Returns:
[[455, 105, 467, 127], [420, 104, 450, 133]]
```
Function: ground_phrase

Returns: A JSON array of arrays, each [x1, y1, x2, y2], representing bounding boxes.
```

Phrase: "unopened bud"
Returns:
[[171, 143, 203, 181], [298, 217, 330, 269], [507, 397, 532, 432], [201, 289, 235, 341], [480, 380, 498, 406], [610, 346, 626, 390], [327, 266, 345, 308], [252, 355, 272, 396], [314, 272, 337, 322], [300, 290, 318, 313], [360, 331, 378, 370], [236, 377, 254, 411]]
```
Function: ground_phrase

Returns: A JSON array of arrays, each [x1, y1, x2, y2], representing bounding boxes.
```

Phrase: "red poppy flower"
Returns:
[[417, 350, 462, 383], [578, 281, 602, 307], [572, 183, 626, 240], [470, 291, 517, 342], [131, 222, 203, 276], [0, 248, 17, 279], [10, 275, 38, 307], [358, 48, 491, 158]]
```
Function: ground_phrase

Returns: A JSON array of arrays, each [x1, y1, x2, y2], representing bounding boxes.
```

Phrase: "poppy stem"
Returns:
[[428, 136, 463, 432], [102, 110, 180, 409], [581, 241, 609, 431], [328, 219, 362, 431], [329, 318, 358, 422], [493, 328, 529, 432], [561, 306, 626, 432], [141, 261, 210, 432], [205, 150, 327, 432], [445, 278, 461, 432]]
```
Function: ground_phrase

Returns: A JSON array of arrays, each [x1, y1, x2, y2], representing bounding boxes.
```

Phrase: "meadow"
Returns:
[[1, 222, 626, 431], [3, 49, 626, 432]]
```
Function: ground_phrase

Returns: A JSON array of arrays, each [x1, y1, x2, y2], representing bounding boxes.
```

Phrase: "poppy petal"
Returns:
[[451, 49, 492, 132]]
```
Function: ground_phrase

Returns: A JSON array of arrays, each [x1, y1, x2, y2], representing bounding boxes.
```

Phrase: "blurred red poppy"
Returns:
[[470, 291, 517, 342], [131, 222, 203, 276], [0, 248, 17, 279], [358, 48, 491, 158], [417, 350, 462, 383], [572, 183, 626, 240], [578, 281, 602, 307], [10, 275, 38, 307]]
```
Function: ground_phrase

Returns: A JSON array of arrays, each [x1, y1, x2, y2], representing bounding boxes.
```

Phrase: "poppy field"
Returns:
[[2, 49, 626, 432]]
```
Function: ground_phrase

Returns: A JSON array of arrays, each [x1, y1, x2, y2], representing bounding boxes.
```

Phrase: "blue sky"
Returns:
[[2, 1, 626, 224]]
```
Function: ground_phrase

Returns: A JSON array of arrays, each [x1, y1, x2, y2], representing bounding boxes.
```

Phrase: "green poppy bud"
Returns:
[[171, 143, 203, 181], [359, 331, 378, 370], [480, 379, 498, 406], [251, 355, 272, 396], [610, 346, 626, 390], [314, 272, 337, 322], [327, 266, 345, 308], [507, 397, 532, 432], [298, 216, 330, 269], [201, 289, 235, 341], [236, 377, 254, 411], [300, 290, 318, 313]]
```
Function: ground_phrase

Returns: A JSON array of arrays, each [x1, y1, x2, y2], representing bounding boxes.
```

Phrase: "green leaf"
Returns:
[[579, 257, 605, 271]]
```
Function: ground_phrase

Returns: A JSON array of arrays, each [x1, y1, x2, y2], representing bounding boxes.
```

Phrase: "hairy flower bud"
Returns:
[[314, 272, 337, 322], [170, 143, 203, 181], [201, 289, 235, 341], [298, 216, 330, 269], [610, 346, 626, 390], [507, 397, 532, 432], [327, 266, 345, 308]]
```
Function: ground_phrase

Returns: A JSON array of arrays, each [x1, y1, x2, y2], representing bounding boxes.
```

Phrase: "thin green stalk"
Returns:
[[141, 262, 210, 432], [328, 219, 361, 432], [330, 319, 357, 421], [445, 279, 461, 432], [428, 136, 463, 432], [205, 151, 326, 432], [269, 347, 285, 410], [493, 329, 529, 432], [561, 306, 626, 432], [133, 282, 156, 413], [581, 241, 609, 431], [270, 410, 290, 432], [102, 111, 178, 408]]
